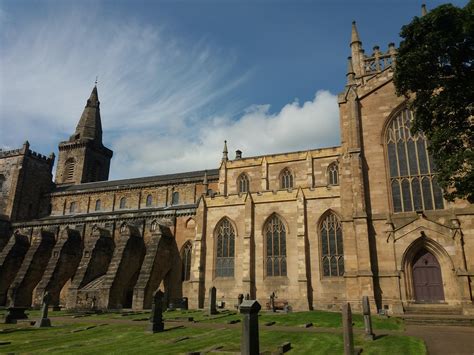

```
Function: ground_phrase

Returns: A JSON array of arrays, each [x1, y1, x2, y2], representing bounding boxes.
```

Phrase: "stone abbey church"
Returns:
[[0, 21, 473, 316]]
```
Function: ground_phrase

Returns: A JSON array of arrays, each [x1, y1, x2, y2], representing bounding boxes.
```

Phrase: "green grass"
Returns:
[[0, 320, 424, 355]]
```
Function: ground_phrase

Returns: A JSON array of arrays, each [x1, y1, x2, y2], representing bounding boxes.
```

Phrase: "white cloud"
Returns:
[[112, 90, 339, 178], [0, 4, 340, 180]]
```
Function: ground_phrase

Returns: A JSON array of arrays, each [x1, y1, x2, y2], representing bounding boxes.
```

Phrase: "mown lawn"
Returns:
[[0, 309, 424, 354], [0, 320, 424, 354]]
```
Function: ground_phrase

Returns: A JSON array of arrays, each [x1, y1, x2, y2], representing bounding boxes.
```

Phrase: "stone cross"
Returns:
[[362, 296, 375, 340], [209, 287, 218, 315], [240, 300, 261, 355], [36, 292, 52, 327], [238, 294, 244, 307], [149, 290, 164, 333], [270, 292, 276, 312], [342, 303, 355, 355]]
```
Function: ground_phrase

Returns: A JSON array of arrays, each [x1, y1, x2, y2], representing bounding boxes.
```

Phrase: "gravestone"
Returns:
[[342, 303, 354, 355], [269, 292, 276, 312], [4, 283, 28, 324], [149, 290, 164, 333], [362, 296, 375, 340], [245, 293, 250, 300], [36, 292, 52, 327], [238, 294, 244, 307], [240, 300, 261, 355], [209, 287, 218, 315], [91, 296, 97, 311]]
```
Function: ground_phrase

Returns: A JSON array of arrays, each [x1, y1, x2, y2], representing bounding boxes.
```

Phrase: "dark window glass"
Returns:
[[391, 180, 402, 212], [238, 174, 250, 193], [401, 179, 412, 211], [265, 215, 287, 276], [119, 197, 126, 209], [432, 177, 444, 209], [411, 178, 423, 211], [215, 218, 235, 277], [146, 195, 153, 207], [320, 213, 344, 277], [407, 140, 418, 175], [172, 192, 179, 205], [397, 143, 408, 176], [417, 140, 429, 174], [281, 169, 294, 189], [422, 177, 433, 210], [387, 143, 398, 177], [182, 242, 192, 281], [95, 199, 101, 211], [328, 163, 339, 185]]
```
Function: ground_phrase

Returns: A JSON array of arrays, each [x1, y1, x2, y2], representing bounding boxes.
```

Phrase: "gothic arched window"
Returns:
[[265, 214, 287, 276], [181, 241, 192, 281], [327, 162, 339, 186], [95, 199, 101, 211], [146, 194, 153, 207], [386, 108, 444, 212], [119, 197, 127, 209], [172, 191, 179, 205], [320, 212, 344, 277], [69, 201, 77, 213], [215, 218, 235, 277], [64, 158, 75, 182], [237, 173, 250, 193], [280, 168, 294, 189]]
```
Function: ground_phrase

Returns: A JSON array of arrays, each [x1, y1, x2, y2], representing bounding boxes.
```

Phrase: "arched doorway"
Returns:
[[412, 249, 444, 302]]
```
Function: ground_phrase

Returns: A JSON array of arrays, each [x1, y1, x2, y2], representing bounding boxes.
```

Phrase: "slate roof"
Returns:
[[54, 168, 219, 193]]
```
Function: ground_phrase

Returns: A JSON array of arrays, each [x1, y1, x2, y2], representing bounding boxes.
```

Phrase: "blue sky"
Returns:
[[0, 0, 468, 179]]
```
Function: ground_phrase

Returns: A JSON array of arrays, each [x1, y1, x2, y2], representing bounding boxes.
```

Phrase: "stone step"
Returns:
[[404, 305, 462, 315], [404, 317, 473, 327]]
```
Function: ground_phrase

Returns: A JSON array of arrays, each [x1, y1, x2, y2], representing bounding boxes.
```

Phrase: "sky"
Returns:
[[0, 0, 468, 180]]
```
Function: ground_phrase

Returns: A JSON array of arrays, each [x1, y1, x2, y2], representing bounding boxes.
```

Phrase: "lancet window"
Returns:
[[265, 214, 287, 277], [327, 162, 339, 186], [182, 241, 192, 281], [237, 173, 250, 193], [215, 218, 235, 277], [280, 168, 294, 189], [320, 212, 344, 277]]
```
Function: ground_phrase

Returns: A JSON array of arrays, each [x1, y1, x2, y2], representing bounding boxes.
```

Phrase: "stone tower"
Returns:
[[55, 86, 113, 185]]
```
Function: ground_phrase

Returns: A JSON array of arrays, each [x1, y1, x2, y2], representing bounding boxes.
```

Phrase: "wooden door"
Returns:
[[413, 249, 444, 302]]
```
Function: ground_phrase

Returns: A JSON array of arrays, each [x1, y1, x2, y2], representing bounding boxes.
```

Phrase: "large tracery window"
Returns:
[[386, 109, 444, 212], [320, 212, 344, 277], [215, 218, 235, 277], [280, 168, 294, 189], [237, 173, 250, 193], [265, 214, 287, 277], [181, 241, 192, 281]]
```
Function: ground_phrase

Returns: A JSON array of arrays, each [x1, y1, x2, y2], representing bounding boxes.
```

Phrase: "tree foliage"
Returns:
[[393, 1, 474, 203]]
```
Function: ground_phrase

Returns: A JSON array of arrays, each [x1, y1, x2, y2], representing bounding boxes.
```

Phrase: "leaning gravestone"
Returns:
[[362, 296, 375, 340], [342, 303, 355, 355], [269, 292, 276, 312], [209, 287, 218, 315], [36, 291, 52, 327], [237, 294, 244, 307], [240, 300, 261, 355], [149, 290, 164, 333]]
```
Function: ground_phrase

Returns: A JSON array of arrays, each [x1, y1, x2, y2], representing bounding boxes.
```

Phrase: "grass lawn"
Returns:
[[0, 309, 424, 354]]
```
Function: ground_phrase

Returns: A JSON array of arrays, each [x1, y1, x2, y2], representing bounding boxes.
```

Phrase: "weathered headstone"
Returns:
[[362, 296, 375, 340], [4, 283, 27, 324], [182, 297, 189, 310], [245, 293, 250, 300], [342, 303, 355, 355], [149, 290, 164, 333], [209, 287, 218, 315], [238, 294, 244, 307], [240, 300, 261, 355], [36, 292, 52, 327], [269, 292, 276, 312]]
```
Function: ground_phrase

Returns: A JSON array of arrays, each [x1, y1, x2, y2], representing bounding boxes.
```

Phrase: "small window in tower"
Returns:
[[119, 197, 127, 209], [327, 162, 339, 186], [69, 201, 77, 213], [65, 158, 75, 182], [172, 191, 179, 205], [146, 194, 153, 207], [0, 174, 5, 191], [95, 199, 101, 211]]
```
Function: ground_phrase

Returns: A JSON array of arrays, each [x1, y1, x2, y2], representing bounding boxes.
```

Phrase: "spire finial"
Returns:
[[350, 21, 361, 45], [95, 76, 98, 86], [346, 57, 355, 84], [421, 4, 427, 16], [222, 140, 228, 161]]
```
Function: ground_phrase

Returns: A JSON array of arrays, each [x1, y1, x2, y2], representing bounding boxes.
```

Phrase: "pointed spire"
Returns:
[[346, 56, 355, 84], [72, 85, 103, 143], [421, 4, 427, 16], [350, 21, 361, 45], [222, 140, 228, 161]]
